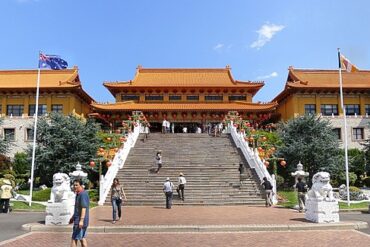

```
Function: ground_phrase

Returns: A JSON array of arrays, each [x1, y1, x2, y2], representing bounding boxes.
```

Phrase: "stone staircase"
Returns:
[[105, 133, 265, 206]]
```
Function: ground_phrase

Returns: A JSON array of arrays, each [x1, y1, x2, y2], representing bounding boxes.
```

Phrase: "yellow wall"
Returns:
[[277, 93, 370, 120], [0, 92, 90, 116]]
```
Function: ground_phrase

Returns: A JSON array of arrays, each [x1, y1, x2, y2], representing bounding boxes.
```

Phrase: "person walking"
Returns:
[[155, 151, 162, 173], [177, 173, 187, 201], [0, 179, 13, 213], [70, 179, 90, 247], [261, 177, 273, 207], [163, 177, 174, 209], [295, 177, 308, 212], [111, 178, 127, 224]]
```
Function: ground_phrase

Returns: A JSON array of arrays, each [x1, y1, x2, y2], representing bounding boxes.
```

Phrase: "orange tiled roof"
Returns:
[[91, 101, 277, 112], [103, 66, 264, 93], [272, 67, 370, 102], [0, 67, 95, 103]]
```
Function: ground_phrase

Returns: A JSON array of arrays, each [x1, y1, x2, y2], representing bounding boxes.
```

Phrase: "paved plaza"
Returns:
[[1, 205, 369, 246]]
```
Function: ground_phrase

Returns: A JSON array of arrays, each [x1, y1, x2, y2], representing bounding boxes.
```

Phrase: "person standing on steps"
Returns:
[[155, 150, 162, 173], [177, 173, 187, 201], [111, 178, 127, 224], [163, 177, 174, 209], [261, 177, 273, 207]]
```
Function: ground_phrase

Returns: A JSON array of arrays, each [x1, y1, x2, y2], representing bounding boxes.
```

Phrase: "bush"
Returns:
[[275, 175, 285, 188], [32, 188, 51, 201], [88, 189, 99, 202], [349, 186, 361, 192], [339, 172, 357, 186], [363, 177, 370, 187]]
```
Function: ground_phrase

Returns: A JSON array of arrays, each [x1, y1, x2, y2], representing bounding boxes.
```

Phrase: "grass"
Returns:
[[11, 201, 46, 211], [278, 190, 370, 210], [17, 189, 51, 202]]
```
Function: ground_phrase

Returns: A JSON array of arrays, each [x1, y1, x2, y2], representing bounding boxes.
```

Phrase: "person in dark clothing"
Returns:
[[295, 177, 308, 212], [261, 177, 273, 207]]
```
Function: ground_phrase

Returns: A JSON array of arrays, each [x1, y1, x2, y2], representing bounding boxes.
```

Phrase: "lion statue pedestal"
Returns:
[[45, 173, 75, 226], [305, 172, 339, 223]]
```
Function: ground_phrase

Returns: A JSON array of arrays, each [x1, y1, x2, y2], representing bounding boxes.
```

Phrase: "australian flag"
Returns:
[[39, 53, 68, 70]]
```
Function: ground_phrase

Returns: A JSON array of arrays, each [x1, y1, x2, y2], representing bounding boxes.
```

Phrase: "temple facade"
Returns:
[[0, 67, 93, 156], [91, 66, 277, 132], [273, 66, 370, 149]]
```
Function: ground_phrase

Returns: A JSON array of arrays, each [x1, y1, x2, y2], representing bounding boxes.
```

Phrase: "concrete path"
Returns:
[[1, 206, 370, 246]]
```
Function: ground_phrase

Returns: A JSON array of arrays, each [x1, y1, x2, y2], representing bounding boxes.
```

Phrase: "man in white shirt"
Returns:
[[177, 173, 187, 201], [166, 120, 171, 133], [163, 178, 174, 209], [162, 120, 167, 134]]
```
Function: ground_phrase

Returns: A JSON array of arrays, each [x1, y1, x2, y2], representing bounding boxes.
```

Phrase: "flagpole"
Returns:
[[338, 48, 350, 206], [29, 52, 41, 206]]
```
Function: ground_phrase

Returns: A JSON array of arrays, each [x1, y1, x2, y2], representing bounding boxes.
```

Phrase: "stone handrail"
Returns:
[[98, 124, 140, 205], [228, 124, 277, 204]]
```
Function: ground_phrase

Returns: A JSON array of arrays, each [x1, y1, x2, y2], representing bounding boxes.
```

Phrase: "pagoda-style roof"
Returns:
[[104, 66, 264, 96], [91, 101, 277, 112], [0, 67, 94, 104], [272, 67, 370, 103]]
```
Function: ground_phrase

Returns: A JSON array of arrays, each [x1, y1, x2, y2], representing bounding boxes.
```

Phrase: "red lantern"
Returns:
[[99, 147, 104, 152], [264, 161, 269, 167], [192, 112, 197, 119], [172, 112, 177, 119], [106, 161, 112, 168], [119, 137, 126, 142], [89, 161, 96, 168], [280, 160, 287, 167], [106, 137, 112, 141]]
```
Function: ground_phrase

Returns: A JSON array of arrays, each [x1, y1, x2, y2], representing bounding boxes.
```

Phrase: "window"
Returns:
[[228, 95, 246, 101], [51, 104, 63, 113], [4, 128, 15, 141], [7, 105, 24, 116], [320, 104, 338, 116], [365, 104, 370, 115], [332, 128, 341, 140], [345, 104, 360, 116], [29, 104, 47, 116], [26, 128, 34, 141], [145, 95, 163, 101], [304, 104, 316, 115], [205, 95, 223, 101], [169, 95, 181, 101], [352, 128, 364, 140], [186, 95, 199, 101], [121, 95, 140, 101]]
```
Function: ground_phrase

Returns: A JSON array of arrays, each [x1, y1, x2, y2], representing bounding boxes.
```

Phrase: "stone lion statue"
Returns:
[[307, 172, 336, 202], [49, 173, 73, 203]]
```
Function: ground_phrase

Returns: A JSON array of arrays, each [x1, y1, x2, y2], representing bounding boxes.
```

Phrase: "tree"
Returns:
[[29, 113, 101, 186], [13, 152, 29, 175], [276, 114, 341, 183]]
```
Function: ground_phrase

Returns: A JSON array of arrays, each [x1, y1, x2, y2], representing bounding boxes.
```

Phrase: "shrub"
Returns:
[[275, 175, 285, 188], [349, 186, 361, 192], [363, 177, 370, 187], [32, 188, 51, 202], [339, 172, 357, 186]]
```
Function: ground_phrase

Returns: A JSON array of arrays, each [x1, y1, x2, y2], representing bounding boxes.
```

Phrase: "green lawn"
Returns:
[[12, 201, 46, 211], [17, 189, 51, 202], [278, 190, 370, 210]]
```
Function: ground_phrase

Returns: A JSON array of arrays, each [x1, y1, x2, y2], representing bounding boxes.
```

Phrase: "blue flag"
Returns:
[[39, 53, 68, 70]]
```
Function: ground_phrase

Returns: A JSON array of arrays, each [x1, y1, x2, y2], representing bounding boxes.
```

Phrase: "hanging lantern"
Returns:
[[280, 160, 287, 167], [99, 147, 105, 152], [264, 161, 269, 167], [106, 161, 112, 168], [172, 112, 177, 119], [192, 112, 197, 119], [89, 161, 96, 168], [106, 137, 112, 142]]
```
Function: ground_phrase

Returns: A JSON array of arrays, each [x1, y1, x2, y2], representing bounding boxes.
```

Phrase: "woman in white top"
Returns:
[[177, 173, 187, 201]]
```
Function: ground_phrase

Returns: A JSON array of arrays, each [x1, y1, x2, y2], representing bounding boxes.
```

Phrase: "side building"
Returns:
[[91, 65, 278, 132], [273, 66, 370, 149], [0, 67, 94, 157]]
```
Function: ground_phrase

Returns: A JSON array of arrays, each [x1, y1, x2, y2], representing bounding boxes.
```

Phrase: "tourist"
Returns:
[[163, 177, 174, 209], [261, 177, 273, 207], [70, 179, 90, 247], [171, 122, 175, 133], [182, 126, 187, 133], [111, 178, 127, 224], [155, 151, 162, 173], [0, 179, 13, 213], [162, 119, 167, 134], [295, 177, 308, 212], [143, 124, 150, 142], [177, 173, 187, 201], [166, 120, 171, 133]]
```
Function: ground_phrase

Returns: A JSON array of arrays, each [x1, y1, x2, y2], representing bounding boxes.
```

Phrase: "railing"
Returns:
[[228, 123, 277, 204], [98, 123, 140, 205]]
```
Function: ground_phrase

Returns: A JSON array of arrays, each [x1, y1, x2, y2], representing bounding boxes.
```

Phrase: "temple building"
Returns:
[[0, 67, 94, 156], [91, 66, 278, 132], [273, 66, 370, 149]]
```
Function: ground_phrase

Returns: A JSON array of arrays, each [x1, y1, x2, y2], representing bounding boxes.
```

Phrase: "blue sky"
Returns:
[[1, 0, 369, 103]]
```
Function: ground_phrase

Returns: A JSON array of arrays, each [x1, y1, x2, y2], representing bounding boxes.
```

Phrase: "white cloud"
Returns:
[[256, 72, 278, 80], [213, 43, 224, 50], [250, 23, 285, 49]]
